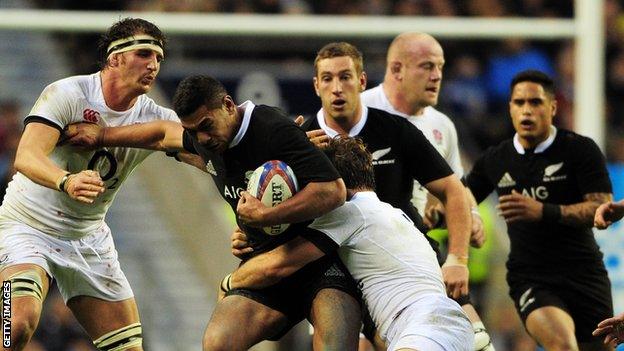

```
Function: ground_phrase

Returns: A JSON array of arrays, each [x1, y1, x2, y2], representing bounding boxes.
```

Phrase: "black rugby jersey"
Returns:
[[303, 107, 453, 226], [466, 128, 612, 272], [182, 102, 340, 256]]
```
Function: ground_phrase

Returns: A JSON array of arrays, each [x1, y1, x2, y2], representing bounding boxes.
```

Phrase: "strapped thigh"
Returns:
[[93, 323, 142, 351], [7, 270, 44, 301]]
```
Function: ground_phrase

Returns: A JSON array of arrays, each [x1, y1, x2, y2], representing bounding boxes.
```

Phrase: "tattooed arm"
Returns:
[[560, 192, 613, 228]]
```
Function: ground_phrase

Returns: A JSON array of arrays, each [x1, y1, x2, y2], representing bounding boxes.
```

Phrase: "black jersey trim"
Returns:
[[24, 116, 63, 133], [300, 227, 338, 254]]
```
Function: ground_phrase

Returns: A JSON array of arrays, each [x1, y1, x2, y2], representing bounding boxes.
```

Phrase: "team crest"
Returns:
[[433, 129, 443, 145], [83, 109, 100, 123]]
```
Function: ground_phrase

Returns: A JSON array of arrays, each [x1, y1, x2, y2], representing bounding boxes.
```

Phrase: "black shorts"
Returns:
[[507, 264, 613, 342], [226, 251, 361, 340]]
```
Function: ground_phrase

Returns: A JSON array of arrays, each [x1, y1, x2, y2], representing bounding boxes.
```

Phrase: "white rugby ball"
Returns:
[[247, 160, 299, 235]]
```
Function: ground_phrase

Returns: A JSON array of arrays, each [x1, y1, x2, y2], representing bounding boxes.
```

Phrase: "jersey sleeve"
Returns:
[[269, 122, 340, 187], [572, 136, 612, 194], [398, 120, 453, 185], [309, 202, 365, 246], [26, 81, 78, 130], [466, 151, 495, 203], [181, 130, 198, 155]]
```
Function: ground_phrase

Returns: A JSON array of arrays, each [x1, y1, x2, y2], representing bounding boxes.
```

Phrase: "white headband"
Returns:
[[106, 34, 164, 60]]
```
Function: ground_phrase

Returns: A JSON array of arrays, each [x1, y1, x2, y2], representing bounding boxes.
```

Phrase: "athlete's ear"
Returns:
[[359, 71, 367, 92], [551, 98, 558, 117], [109, 53, 120, 67], [223, 95, 235, 112], [389, 61, 402, 80], [313, 77, 320, 97]]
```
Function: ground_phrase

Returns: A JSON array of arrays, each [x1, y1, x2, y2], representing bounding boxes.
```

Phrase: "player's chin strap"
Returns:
[[7, 271, 44, 301], [94, 323, 142, 351]]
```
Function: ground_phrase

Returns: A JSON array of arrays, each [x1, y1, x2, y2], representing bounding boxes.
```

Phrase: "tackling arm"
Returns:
[[65, 120, 185, 152], [228, 236, 325, 289], [237, 178, 346, 228], [14, 123, 105, 203]]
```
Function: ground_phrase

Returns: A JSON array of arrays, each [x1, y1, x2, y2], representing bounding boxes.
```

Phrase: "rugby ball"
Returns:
[[247, 160, 299, 235]]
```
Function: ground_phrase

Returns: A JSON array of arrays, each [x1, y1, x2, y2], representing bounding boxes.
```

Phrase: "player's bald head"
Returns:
[[387, 32, 442, 63]]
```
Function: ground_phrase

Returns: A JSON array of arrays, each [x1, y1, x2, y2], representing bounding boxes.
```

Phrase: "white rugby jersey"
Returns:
[[361, 84, 463, 215], [309, 191, 447, 339], [0, 73, 178, 239]]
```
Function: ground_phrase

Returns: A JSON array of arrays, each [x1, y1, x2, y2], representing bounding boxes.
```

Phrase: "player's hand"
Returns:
[[592, 312, 624, 346], [236, 191, 269, 228], [497, 190, 542, 223], [294, 115, 305, 127], [64, 170, 105, 204], [594, 201, 624, 229], [424, 203, 445, 229], [306, 129, 330, 149], [441, 255, 469, 299], [231, 227, 253, 258], [470, 210, 485, 248], [62, 122, 103, 149]]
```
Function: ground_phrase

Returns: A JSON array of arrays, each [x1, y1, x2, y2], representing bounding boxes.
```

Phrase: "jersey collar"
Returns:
[[513, 125, 557, 154], [316, 102, 368, 138], [351, 191, 379, 202], [230, 100, 254, 148]]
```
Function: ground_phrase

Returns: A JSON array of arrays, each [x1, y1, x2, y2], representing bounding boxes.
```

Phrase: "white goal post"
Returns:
[[0, 0, 604, 147]]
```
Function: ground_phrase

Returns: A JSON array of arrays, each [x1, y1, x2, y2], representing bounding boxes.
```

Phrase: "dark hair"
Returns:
[[510, 70, 555, 96], [173, 75, 228, 119], [314, 42, 364, 76], [324, 136, 375, 191], [97, 18, 166, 69]]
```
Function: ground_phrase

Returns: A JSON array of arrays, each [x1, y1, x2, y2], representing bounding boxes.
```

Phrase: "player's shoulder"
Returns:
[[423, 106, 455, 126], [556, 128, 596, 147], [43, 74, 94, 99], [480, 138, 515, 161], [367, 106, 407, 126], [136, 95, 178, 121], [251, 104, 294, 128]]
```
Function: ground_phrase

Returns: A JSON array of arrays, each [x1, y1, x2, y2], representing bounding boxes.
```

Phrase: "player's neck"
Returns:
[[384, 84, 424, 116], [100, 70, 140, 111], [323, 108, 361, 135]]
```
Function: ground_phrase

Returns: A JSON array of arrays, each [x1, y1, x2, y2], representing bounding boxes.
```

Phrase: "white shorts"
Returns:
[[0, 218, 133, 303], [385, 295, 472, 351]]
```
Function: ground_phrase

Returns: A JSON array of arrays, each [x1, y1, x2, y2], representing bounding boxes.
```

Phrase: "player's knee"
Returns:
[[540, 336, 578, 351], [9, 314, 39, 349], [202, 327, 233, 351], [93, 323, 142, 351]]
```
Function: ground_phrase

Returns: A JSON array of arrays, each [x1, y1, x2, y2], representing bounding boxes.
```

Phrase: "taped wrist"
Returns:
[[220, 273, 232, 293], [443, 253, 468, 267], [542, 203, 561, 223]]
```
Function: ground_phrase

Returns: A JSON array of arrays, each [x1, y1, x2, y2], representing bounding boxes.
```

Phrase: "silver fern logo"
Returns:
[[371, 147, 395, 165], [543, 162, 567, 182]]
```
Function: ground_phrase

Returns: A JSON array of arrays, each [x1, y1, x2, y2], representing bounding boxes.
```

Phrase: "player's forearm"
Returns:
[[442, 183, 471, 257], [102, 121, 184, 151], [230, 256, 286, 289], [14, 146, 69, 191], [230, 238, 315, 289], [560, 192, 612, 227], [262, 179, 346, 226]]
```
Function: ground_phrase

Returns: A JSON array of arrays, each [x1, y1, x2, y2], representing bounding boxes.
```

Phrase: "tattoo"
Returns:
[[560, 192, 612, 227]]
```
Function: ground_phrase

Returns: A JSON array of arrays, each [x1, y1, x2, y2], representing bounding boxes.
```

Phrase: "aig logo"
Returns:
[[223, 185, 245, 199], [521, 186, 548, 200]]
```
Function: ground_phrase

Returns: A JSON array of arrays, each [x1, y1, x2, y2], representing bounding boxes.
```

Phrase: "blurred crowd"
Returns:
[[1, 1, 624, 350]]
